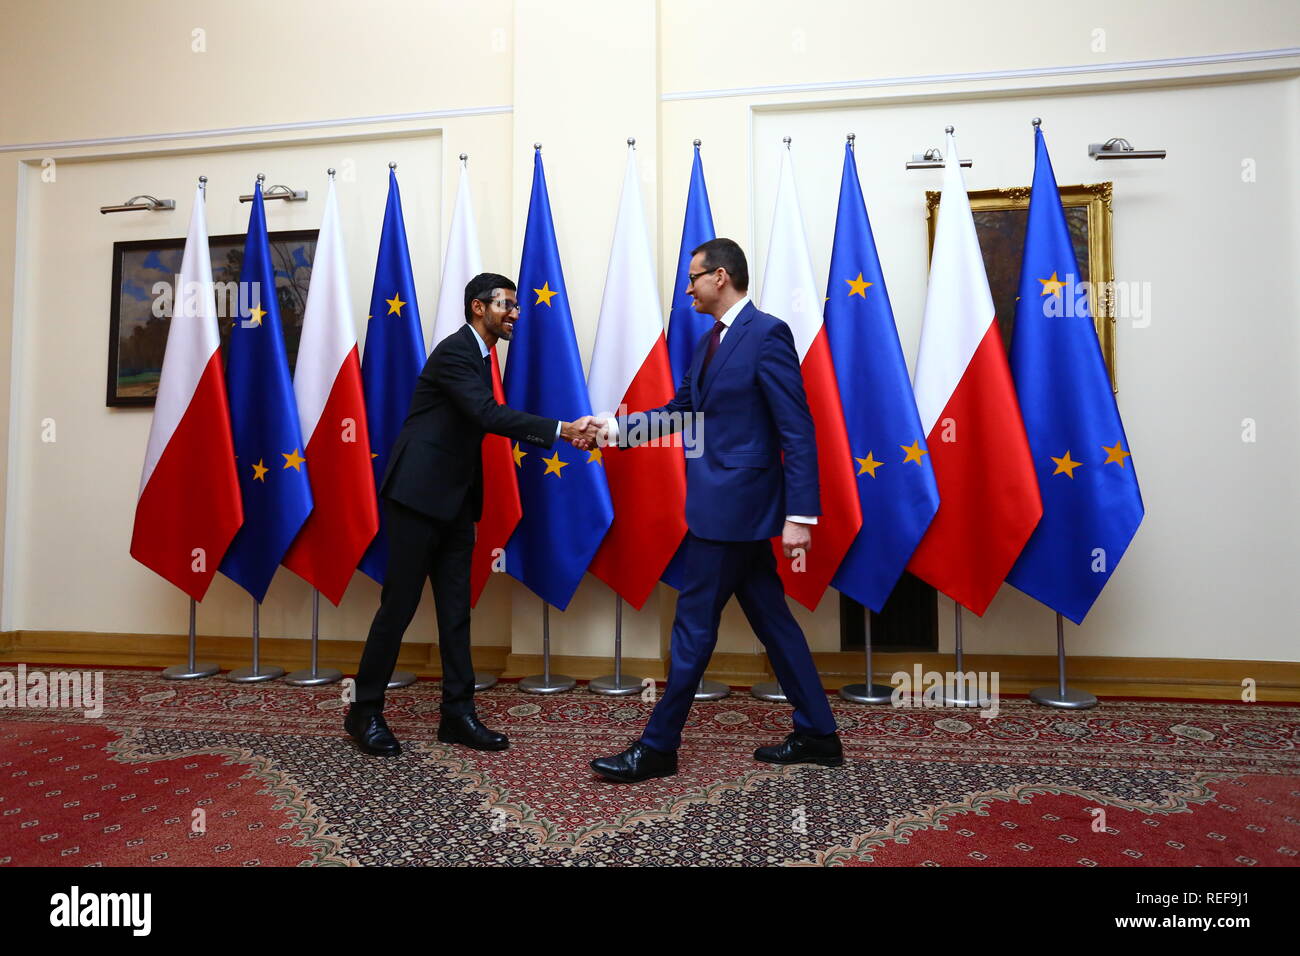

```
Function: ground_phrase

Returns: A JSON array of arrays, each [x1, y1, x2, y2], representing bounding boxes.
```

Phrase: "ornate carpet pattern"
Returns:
[[1, 667, 1297, 866]]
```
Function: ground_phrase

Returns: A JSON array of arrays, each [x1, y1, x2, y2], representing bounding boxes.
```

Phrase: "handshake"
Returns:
[[560, 414, 614, 451]]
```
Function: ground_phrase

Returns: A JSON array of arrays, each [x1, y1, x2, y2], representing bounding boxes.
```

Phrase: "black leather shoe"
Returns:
[[344, 708, 401, 757], [590, 741, 678, 783], [754, 731, 843, 767], [436, 713, 509, 751]]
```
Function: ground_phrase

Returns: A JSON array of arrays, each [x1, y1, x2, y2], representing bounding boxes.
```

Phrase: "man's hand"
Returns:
[[562, 415, 608, 450], [561, 417, 598, 449], [782, 520, 811, 559]]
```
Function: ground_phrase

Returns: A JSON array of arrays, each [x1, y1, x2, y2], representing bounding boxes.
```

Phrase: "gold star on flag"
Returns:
[[1051, 450, 1082, 478], [248, 304, 267, 327], [1039, 272, 1067, 296], [900, 440, 928, 465], [855, 452, 882, 477], [1102, 441, 1132, 467], [282, 448, 306, 471], [512, 442, 527, 468], [541, 450, 568, 477], [251, 459, 268, 482], [386, 293, 406, 316], [845, 272, 872, 298], [534, 282, 558, 307], [371, 451, 378, 459], [587, 447, 603, 464]]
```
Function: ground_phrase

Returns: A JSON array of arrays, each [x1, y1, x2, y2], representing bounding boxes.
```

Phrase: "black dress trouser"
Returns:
[[353, 496, 477, 718]]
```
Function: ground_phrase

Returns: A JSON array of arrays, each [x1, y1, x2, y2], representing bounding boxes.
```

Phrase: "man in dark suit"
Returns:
[[345, 272, 597, 757], [584, 238, 842, 783]]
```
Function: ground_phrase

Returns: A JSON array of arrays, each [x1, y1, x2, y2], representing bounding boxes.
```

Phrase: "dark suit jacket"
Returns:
[[617, 301, 819, 541], [380, 324, 557, 522]]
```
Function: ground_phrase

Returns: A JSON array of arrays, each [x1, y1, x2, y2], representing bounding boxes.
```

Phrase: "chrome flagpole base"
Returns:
[[474, 671, 498, 691], [694, 679, 730, 701], [1030, 686, 1098, 710], [228, 664, 284, 683], [285, 666, 342, 687], [588, 673, 644, 696], [839, 682, 893, 705], [751, 681, 786, 703], [163, 662, 220, 680], [942, 690, 986, 708], [387, 671, 417, 689], [519, 673, 575, 694]]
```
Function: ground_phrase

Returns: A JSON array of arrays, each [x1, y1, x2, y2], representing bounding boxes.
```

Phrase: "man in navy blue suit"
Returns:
[[581, 238, 842, 783]]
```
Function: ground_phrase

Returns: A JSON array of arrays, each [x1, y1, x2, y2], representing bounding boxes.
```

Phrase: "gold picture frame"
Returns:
[[925, 183, 1116, 391]]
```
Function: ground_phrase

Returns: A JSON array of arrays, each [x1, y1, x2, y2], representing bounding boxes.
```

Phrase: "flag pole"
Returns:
[[942, 600, 981, 707], [839, 604, 892, 704], [1030, 612, 1098, 709], [695, 676, 730, 701], [590, 596, 644, 695], [752, 639, 787, 702], [229, 598, 284, 682], [163, 597, 220, 680], [520, 601, 575, 693], [286, 590, 342, 686]]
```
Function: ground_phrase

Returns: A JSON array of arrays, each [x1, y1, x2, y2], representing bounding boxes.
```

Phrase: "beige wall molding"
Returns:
[[0, 105, 512, 155], [2, 631, 1295, 701], [665, 46, 1300, 101]]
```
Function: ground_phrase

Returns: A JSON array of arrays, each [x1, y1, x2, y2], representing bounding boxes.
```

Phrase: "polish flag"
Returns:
[[759, 145, 863, 611], [130, 183, 243, 600], [586, 144, 687, 609], [431, 156, 522, 607], [906, 130, 1042, 614], [282, 177, 379, 604]]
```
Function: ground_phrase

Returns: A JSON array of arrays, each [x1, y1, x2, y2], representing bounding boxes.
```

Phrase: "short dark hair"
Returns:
[[464, 272, 517, 321], [690, 237, 748, 292]]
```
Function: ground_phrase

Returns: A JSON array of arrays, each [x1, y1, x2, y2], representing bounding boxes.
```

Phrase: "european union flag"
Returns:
[[358, 168, 426, 583], [503, 149, 613, 609], [1006, 126, 1144, 623], [219, 180, 314, 602], [660, 142, 716, 590], [666, 142, 717, 384], [826, 140, 939, 612]]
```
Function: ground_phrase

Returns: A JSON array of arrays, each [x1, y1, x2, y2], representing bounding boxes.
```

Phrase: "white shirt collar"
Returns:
[[466, 323, 489, 358], [718, 295, 751, 329]]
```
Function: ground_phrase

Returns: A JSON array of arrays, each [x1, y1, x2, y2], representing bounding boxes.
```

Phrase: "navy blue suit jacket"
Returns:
[[619, 301, 820, 541]]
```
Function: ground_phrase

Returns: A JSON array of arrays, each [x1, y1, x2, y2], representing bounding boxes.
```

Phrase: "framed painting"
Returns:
[[925, 183, 1116, 390], [107, 229, 318, 406]]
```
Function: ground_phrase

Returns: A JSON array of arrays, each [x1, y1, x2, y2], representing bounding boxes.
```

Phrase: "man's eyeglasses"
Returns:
[[687, 267, 720, 285], [479, 296, 520, 314]]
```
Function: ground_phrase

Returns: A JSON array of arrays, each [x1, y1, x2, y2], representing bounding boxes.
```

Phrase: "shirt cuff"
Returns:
[[603, 416, 619, 444], [786, 515, 818, 525], [554, 421, 561, 440]]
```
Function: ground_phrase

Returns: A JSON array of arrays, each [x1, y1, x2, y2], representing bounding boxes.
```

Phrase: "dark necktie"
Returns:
[[700, 320, 726, 378], [482, 352, 492, 385]]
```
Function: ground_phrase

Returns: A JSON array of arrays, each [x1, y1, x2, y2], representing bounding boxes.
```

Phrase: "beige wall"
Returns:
[[1, 0, 1297, 663]]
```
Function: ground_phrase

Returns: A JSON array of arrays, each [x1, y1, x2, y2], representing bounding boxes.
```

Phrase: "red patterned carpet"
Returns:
[[1, 666, 1297, 866]]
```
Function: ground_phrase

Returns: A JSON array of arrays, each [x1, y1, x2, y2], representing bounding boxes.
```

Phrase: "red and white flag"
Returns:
[[759, 145, 863, 611], [906, 130, 1042, 614], [282, 177, 378, 604], [432, 156, 522, 607], [586, 145, 687, 609], [130, 183, 243, 600]]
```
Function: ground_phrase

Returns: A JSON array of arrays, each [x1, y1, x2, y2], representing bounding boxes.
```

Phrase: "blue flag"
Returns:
[[660, 143, 717, 589], [219, 181, 314, 602], [826, 141, 939, 612], [503, 150, 613, 609], [1006, 127, 1144, 623], [358, 168, 426, 584]]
